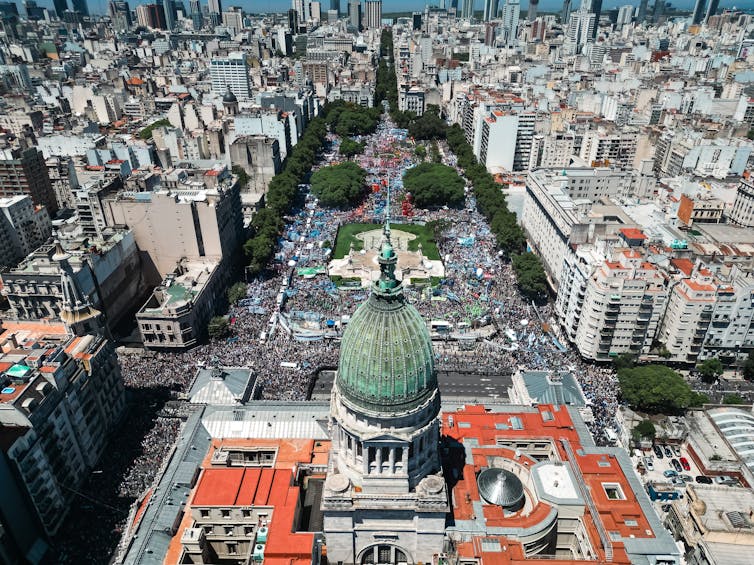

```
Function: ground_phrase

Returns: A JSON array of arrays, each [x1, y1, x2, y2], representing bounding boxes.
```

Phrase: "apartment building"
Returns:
[[574, 249, 667, 361], [0, 195, 51, 269], [210, 53, 252, 101], [0, 323, 125, 536], [579, 128, 638, 169], [0, 146, 58, 217], [729, 176, 754, 228]]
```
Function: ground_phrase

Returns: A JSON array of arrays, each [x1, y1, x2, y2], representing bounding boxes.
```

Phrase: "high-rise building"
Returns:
[[322, 222, 449, 564], [616, 4, 633, 28], [0, 195, 51, 270], [310, 0, 321, 19], [70, 0, 88, 15], [135, 3, 166, 28], [189, 0, 202, 28], [704, 0, 719, 22], [207, 0, 221, 13], [162, 0, 176, 29], [293, 0, 310, 22], [53, 0, 67, 17], [501, 0, 520, 45], [637, 0, 649, 21], [652, 0, 664, 22], [691, 0, 705, 24], [460, 0, 474, 19], [483, 0, 498, 20], [0, 146, 58, 217], [364, 0, 381, 28], [566, 9, 596, 53], [585, 0, 602, 36], [329, 0, 338, 13], [561, 0, 572, 22], [527, 0, 538, 21], [729, 176, 754, 228], [109, 0, 132, 30], [210, 53, 252, 101], [348, 0, 360, 29]]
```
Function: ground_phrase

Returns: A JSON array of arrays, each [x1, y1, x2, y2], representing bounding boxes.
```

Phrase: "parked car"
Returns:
[[672, 445, 682, 457], [644, 456, 655, 471], [671, 458, 682, 472], [670, 477, 685, 486], [715, 475, 736, 485], [679, 474, 693, 482], [663, 470, 678, 478], [695, 475, 713, 484], [663, 446, 673, 457], [680, 457, 690, 471], [653, 445, 664, 459]]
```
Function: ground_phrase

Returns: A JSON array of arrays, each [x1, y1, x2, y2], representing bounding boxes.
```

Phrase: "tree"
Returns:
[[340, 138, 366, 158], [138, 118, 170, 140], [403, 162, 465, 208], [490, 209, 525, 254], [617, 364, 706, 414], [632, 419, 656, 441], [207, 316, 230, 340], [696, 357, 724, 384], [613, 353, 637, 371], [310, 162, 367, 208], [512, 253, 548, 301], [227, 282, 247, 305], [743, 351, 754, 380], [414, 145, 427, 160], [408, 106, 447, 140], [723, 393, 745, 405], [232, 165, 250, 188]]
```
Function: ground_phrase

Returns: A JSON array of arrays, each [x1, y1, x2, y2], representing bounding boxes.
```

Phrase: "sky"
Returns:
[[18, 0, 754, 20]]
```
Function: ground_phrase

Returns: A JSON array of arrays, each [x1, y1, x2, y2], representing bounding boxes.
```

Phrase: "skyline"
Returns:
[[17, 0, 754, 17]]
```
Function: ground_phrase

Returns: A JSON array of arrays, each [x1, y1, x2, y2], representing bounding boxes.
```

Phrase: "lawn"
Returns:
[[332, 223, 441, 260]]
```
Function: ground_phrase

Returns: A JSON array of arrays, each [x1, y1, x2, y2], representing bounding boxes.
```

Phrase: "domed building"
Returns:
[[322, 221, 449, 565]]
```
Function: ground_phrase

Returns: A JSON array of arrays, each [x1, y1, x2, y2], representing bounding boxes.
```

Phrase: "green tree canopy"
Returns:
[[723, 393, 745, 405], [414, 145, 427, 160], [139, 118, 170, 140], [403, 162, 465, 208], [231, 165, 250, 188], [340, 138, 366, 158], [743, 351, 754, 380], [227, 282, 247, 305], [696, 357, 724, 383], [511, 253, 548, 301], [617, 364, 707, 414], [633, 419, 656, 440], [207, 316, 230, 340], [311, 162, 367, 208], [612, 353, 637, 371], [408, 106, 447, 140]]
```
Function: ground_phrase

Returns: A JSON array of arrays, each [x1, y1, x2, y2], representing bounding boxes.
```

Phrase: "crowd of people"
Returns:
[[57, 111, 626, 563]]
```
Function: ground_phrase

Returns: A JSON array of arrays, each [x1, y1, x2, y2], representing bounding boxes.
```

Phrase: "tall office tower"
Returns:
[[527, 0, 538, 20], [364, 0, 381, 28], [210, 53, 252, 101], [566, 9, 596, 52], [483, 0, 498, 20], [53, 0, 67, 17], [704, 0, 718, 22], [70, 0, 88, 14], [652, 0, 663, 22], [189, 0, 202, 28], [23, 0, 44, 18], [691, 0, 705, 23], [293, 0, 310, 22], [637, 0, 649, 21], [348, 0, 360, 29], [460, 0, 474, 19], [589, 0, 601, 36], [616, 4, 632, 28], [109, 0, 131, 30], [561, 0, 571, 22], [287, 7, 298, 30], [310, 0, 321, 19], [501, 0, 520, 44], [484, 21, 497, 44], [412, 11, 421, 29], [329, 0, 338, 13], [207, 0, 221, 14], [0, 147, 58, 217], [162, 0, 176, 29]]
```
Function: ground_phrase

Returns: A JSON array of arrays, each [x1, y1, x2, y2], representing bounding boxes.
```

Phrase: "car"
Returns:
[[672, 445, 682, 457], [663, 446, 673, 457], [715, 475, 736, 485], [695, 475, 712, 484], [680, 457, 690, 471], [670, 477, 685, 486], [653, 445, 664, 459], [679, 474, 693, 482], [671, 458, 682, 472], [644, 456, 655, 471], [663, 470, 678, 478]]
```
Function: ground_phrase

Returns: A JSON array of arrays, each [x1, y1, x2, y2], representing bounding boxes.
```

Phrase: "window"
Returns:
[[602, 483, 626, 500], [227, 542, 238, 555], [225, 526, 234, 535], [221, 509, 231, 518], [200, 509, 209, 518]]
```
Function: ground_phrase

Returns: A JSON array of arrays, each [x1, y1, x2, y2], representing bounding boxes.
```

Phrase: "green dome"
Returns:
[[336, 224, 437, 414]]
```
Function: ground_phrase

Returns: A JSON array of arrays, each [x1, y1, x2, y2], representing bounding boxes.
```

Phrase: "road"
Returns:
[[309, 369, 513, 402]]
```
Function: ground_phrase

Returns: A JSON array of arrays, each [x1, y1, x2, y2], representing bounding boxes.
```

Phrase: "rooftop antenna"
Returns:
[[384, 178, 391, 239]]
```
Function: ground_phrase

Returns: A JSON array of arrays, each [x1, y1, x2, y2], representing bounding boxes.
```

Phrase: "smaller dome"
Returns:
[[223, 87, 237, 103], [478, 468, 525, 511]]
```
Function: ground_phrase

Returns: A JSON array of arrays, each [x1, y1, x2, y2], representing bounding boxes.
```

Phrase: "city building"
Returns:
[[364, 0, 381, 28], [210, 53, 252, 101], [0, 146, 58, 217], [0, 195, 51, 269], [729, 175, 754, 228]]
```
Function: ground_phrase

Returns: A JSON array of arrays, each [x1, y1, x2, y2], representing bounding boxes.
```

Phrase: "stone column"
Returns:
[[388, 447, 396, 474], [401, 446, 408, 471], [363, 446, 370, 474], [376, 446, 383, 473]]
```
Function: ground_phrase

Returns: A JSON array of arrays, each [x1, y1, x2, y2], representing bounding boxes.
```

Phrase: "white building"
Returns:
[[364, 0, 381, 28], [579, 128, 638, 169], [210, 53, 252, 101]]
